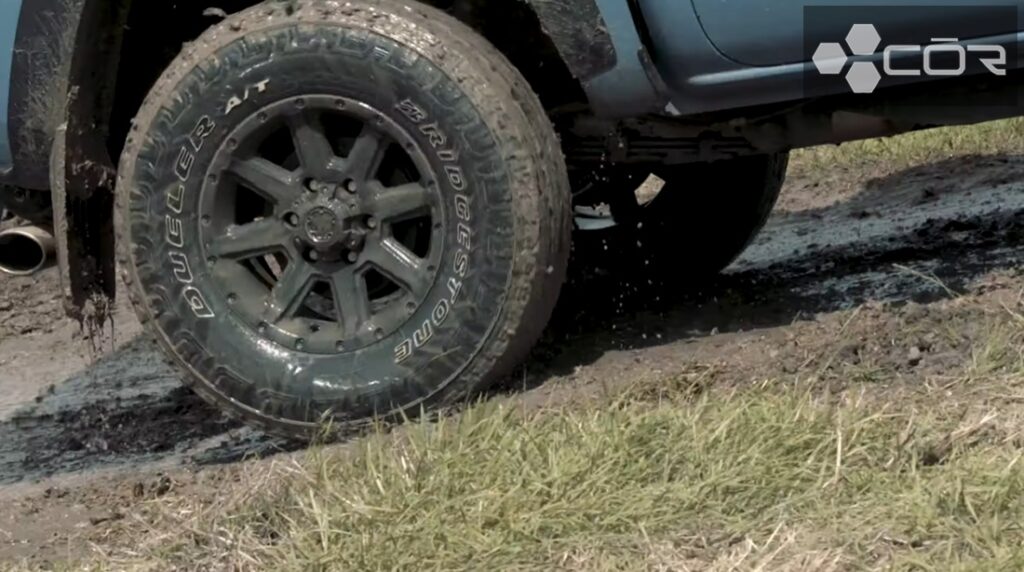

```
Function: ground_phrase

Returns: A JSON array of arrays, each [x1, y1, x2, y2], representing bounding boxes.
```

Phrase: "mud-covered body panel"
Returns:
[[2, 0, 83, 189], [525, 0, 616, 81]]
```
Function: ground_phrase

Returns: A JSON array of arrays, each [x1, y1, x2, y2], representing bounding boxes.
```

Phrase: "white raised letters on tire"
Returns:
[[164, 115, 218, 319], [393, 98, 473, 365]]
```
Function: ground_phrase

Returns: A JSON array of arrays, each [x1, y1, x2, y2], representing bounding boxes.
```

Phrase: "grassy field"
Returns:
[[81, 293, 1024, 571], [15, 119, 1024, 572], [790, 117, 1024, 173]]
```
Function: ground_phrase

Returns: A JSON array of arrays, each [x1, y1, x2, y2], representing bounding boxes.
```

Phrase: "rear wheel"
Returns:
[[116, 0, 570, 438], [573, 154, 788, 277]]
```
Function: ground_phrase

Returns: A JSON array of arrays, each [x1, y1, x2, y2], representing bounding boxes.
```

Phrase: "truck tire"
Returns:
[[575, 153, 787, 278], [116, 0, 570, 438]]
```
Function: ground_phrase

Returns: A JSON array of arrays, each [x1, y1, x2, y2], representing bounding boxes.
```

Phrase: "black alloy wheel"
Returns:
[[201, 96, 443, 355]]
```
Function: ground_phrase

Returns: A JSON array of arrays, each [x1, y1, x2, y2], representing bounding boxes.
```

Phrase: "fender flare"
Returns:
[[526, 0, 669, 116]]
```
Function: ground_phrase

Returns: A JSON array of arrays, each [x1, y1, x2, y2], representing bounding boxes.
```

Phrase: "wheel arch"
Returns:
[[43, 0, 600, 321], [103, 0, 603, 164], [8, 0, 635, 193]]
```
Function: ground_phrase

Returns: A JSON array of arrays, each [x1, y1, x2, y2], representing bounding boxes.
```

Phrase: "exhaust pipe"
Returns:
[[0, 226, 56, 276]]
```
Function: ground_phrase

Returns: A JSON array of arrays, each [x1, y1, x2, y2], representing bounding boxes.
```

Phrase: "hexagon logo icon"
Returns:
[[845, 61, 881, 93], [812, 42, 848, 75], [845, 24, 881, 56], [811, 24, 886, 94]]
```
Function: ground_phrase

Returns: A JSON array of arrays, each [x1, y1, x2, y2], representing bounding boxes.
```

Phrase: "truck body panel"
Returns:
[[2, 0, 1024, 187], [0, 0, 24, 174], [639, 0, 1024, 114], [688, 0, 1020, 66]]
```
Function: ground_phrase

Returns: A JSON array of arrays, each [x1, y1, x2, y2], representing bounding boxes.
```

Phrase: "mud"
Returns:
[[539, 154, 1024, 372], [1, 151, 1024, 563], [0, 337, 292, 486]]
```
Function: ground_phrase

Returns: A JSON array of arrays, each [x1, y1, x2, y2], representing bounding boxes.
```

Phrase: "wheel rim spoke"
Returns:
[[365, 182, 431, 221], [229, 158, 301, 205], [264, 263, 317, 323], [345, 126, 386, 181], [287, 111, 337, 179], [209, 218, 291, 259], [203, 96, 446, 352], [364, 237, 431, 298], [329, 268, 371, 337]]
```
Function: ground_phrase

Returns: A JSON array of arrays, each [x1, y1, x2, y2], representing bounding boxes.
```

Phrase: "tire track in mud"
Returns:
[[1, 159, 1023, 485], [0, 338, 291, 485]]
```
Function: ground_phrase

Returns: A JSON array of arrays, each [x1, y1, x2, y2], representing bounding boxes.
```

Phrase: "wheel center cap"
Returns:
[[304, 206, 341, 244]]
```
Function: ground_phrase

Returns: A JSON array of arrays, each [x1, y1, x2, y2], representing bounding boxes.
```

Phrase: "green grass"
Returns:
[[120, 392, 1024, 570], [791, 116, 1024, 173], [94, 301, 1024, 571]]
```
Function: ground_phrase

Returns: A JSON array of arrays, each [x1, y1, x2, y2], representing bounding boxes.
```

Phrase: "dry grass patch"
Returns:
[[791, 117, 1024, 174], [84, 299, 1024, 571]]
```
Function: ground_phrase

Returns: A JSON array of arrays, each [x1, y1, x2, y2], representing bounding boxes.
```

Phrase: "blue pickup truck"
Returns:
[[0, 0, 1020, 437]]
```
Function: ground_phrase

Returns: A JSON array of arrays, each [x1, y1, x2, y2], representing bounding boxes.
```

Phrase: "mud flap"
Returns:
[[50, 122, 117, 329], [49, 0, 125, 329], [525, 0, 668, 117]]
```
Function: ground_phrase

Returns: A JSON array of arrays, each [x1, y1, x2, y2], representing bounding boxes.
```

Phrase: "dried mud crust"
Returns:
[[0, 274, 64, 340], [115, 0, 571, 437]]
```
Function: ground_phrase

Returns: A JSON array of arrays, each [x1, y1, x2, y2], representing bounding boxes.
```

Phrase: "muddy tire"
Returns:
[[576, 153, 788, 277], [116, 0, 570, 438]]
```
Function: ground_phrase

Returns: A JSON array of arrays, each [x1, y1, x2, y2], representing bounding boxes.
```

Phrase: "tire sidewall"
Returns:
[[122, 21, 521, 428]]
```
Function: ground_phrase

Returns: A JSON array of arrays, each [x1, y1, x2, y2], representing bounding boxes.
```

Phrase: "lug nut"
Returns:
[[347, 251, 359, 263], [366, 217, 378, 229], [344, 179, 358, 193], [285, 213, 299, 227], [308, 250, 320, 261]]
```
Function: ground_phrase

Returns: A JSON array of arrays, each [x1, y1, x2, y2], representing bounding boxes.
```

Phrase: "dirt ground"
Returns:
[[1, 150, 1023, 566]]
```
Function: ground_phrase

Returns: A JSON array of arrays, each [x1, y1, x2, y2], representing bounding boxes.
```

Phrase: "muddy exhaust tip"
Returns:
[[0, 226, 55, 276]]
